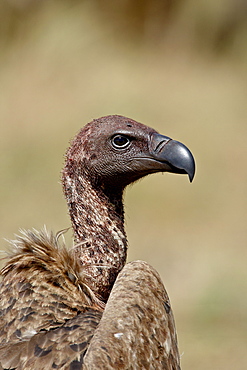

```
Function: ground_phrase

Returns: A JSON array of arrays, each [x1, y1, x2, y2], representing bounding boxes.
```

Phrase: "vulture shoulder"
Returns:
[[84, 261, 180, 370]]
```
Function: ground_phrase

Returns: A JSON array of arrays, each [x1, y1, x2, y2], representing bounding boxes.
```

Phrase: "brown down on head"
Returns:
[[0, 115, 195, 369]]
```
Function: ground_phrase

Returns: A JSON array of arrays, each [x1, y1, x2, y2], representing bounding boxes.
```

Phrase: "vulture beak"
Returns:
[[149, 133, 195, 182]]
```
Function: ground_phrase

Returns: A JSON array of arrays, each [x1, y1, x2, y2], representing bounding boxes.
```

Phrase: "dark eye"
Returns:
[[111, 135, 131, 149]]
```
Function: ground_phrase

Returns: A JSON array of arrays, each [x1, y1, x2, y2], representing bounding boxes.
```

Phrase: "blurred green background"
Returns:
[[1, 0, 247, 368]]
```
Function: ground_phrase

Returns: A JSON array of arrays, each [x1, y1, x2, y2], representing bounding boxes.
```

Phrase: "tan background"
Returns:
[[1, 1, 247, 368]]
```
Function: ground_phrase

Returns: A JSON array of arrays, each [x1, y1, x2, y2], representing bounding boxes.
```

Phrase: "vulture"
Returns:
[[0, 115, 195, 369]]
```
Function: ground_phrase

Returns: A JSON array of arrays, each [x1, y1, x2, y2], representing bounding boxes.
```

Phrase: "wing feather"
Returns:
[[84, 260, 181, 370]]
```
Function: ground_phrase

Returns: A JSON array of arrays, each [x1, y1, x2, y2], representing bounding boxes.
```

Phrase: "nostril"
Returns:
[[150, 133, 172, 154], [155, 139, 171, 153]]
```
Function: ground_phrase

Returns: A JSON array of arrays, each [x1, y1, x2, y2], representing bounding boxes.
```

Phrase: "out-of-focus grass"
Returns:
[[0, 2, 247, 369]]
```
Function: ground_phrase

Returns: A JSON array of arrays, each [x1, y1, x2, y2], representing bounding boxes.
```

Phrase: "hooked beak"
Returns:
[[148, 133, 195, 182]]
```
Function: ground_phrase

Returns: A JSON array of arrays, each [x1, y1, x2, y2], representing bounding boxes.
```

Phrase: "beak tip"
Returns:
[[189, 172, 195, 183], [187, 157, 196, 183]]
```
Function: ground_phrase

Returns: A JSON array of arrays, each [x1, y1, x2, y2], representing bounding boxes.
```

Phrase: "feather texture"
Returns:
[[84, 261, 181, 370]]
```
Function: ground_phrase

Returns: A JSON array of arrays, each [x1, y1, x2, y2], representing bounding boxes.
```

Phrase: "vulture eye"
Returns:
[[111, 135, 131, 149]]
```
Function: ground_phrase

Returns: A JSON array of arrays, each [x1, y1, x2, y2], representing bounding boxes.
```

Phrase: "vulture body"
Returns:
[[0, 115, 195, 369]]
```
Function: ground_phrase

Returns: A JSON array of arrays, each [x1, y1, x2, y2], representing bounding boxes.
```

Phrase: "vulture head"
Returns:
[[64, 114, 195, 192]]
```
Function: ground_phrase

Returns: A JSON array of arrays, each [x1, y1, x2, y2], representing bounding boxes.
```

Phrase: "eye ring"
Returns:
[[111, 134, 131, 149]]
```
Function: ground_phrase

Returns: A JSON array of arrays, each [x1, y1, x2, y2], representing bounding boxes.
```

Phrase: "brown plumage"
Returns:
[[0, 115, 195, 369]]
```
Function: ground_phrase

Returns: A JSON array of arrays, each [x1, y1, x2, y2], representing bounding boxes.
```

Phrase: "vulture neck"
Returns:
[[62, 168, 127, 301]]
